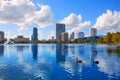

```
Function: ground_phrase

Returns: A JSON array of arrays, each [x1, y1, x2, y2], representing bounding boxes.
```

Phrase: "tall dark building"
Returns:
[[56, 23, 65, 41], [0, 31, 4, 40], [32, 27, 38, 40]]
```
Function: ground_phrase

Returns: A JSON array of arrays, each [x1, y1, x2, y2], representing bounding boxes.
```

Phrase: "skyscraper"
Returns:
[[61, 32, 68, 41], [0, 31, 4, 40], [90, 28, 97, 36], [69, 32, 74, 40], [32, 27, 38, 40], [78, 32, 84, 38], [52, 36, 54, 40], [56, 23, 65, 41]]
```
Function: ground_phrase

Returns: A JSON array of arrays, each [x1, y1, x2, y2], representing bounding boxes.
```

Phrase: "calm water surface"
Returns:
[[0, 44, 120, 80]]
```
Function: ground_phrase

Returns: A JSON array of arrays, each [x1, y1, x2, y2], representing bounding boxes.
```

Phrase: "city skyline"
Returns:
[[0, 25, 98, 40], [0, 0, 120, 40]]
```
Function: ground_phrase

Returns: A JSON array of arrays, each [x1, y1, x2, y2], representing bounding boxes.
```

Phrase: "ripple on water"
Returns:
[[0, 64, 6, 69], [109, 75, 120, 80], [0, 76, 4, 80]]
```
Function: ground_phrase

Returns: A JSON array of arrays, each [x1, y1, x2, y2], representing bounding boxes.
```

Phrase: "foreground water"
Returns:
[[0, 44, 120, 80]]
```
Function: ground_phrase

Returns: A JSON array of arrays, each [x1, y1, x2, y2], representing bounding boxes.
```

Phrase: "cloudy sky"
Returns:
[[0, 0, 120, 40]]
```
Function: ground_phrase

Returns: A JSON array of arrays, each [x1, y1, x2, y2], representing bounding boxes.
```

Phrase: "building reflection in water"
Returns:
[[0, 45, 4, 57], [90, 45, 98, 66], [69, 45, 75, 54], [78, 46, 85, 56], [16, 45, 30, 53], [16, 45, 28, 63], [56, 44, 68, 64], [106, 46, 120, 57], [17, 45, 24, 53], [50, 44, 55, 54], [31, 44, 38, 60]]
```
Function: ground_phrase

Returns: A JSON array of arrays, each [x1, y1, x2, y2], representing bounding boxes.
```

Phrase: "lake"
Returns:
[[0, 44, 120, 80]]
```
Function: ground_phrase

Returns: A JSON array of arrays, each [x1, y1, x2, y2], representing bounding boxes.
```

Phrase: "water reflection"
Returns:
[[16, 45, 29, 53], [0, 44, 120, 80], [31, 44, 38, 60], [90, 45, 98, 66], [51, 44, 55, 52], [69, 45, 75, 54], [17, 45, 24, 53], [56, 44, 68, 64], [0, 45, 4, 57], [106, 46, 120, 57], [78, 46, 84, 56]]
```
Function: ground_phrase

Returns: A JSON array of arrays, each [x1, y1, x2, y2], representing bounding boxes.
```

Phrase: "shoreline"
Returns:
[[0, 43, 120, 46]]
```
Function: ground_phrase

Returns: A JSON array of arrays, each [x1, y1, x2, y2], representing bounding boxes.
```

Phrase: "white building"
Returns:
[[69, 32, 74, 40], [61, 32, 68, 41]]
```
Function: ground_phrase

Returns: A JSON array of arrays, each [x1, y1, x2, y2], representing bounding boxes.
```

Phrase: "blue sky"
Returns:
[[0, 0, 120, 40]]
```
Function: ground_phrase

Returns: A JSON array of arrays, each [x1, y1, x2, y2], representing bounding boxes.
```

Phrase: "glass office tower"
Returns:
[[56, 23, 65, 41]]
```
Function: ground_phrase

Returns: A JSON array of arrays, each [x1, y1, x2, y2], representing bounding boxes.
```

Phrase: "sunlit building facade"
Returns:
[[61, 32, 68, 41], [69, 32, 74, 40], [14, 35, 29, 43]]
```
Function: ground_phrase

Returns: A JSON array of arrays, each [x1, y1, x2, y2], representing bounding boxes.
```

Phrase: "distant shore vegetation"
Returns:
[[63, 32, 120, 45], [97, 32, 120, 45]]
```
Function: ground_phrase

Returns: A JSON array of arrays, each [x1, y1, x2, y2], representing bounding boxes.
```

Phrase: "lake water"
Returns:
[[0, 44, 120, 80]]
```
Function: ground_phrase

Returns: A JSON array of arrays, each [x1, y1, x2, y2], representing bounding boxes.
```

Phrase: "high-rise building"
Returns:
[[90, 28, 97, 36], [52, 36, 54, 40], [0, 31, 4, 40], [56, 23, 65, 41], [32, 27, 38, 40], [69, 32, 74, 40], [61, 32, 68, 41], [78, 32, 84, 38]]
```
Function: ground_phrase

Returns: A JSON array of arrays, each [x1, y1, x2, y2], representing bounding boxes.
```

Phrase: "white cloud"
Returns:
[[59, 13, 91, 34], [93, 10, 120, 32], [46, 31, 55, 40], [67, 21, 90, 34], [0, 0, 54, 34], [38, 31, 43, 40], [35, 4, 54, 28]]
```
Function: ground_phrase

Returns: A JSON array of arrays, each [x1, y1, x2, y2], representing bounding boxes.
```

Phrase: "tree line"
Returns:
[[97, 32, 120, 44]]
